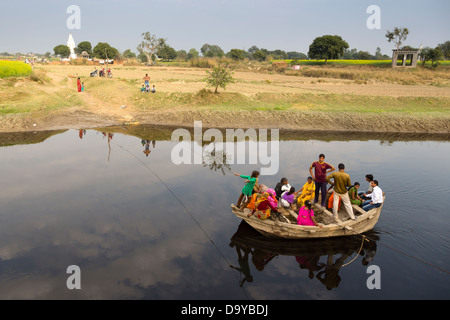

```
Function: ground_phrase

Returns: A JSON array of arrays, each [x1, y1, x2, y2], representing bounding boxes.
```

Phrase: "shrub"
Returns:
[[0, 61, 32, 78]]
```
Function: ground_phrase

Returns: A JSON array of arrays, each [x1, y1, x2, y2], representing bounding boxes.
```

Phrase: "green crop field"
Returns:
[[0, 61, 33, 78], [274, 59, 450, 67]]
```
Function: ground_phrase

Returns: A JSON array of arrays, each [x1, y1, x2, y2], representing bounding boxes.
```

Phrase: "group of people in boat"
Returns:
[[233, 153, 383, 226]]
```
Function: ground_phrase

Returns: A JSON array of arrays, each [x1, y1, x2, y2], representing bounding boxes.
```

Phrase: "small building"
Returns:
[[80, 51, 90, 59], [391, 49, 419, 68]]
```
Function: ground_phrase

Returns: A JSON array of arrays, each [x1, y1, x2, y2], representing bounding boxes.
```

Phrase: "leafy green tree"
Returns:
[[187, 48, 199, 60], [75, 41, 92, 56], [437, 41, 450, 60], [53, 45, 70, 58], [93, 42, 119, 59], [205, 65, 235, 93], [421, 47, 444, 69], [201, 44, 224, 57], [123, 49, 136, 59], [386, 27, 409, 52], [308, 35, 349, 63], [287, 51, 307, 60], [228, 49, 246, 60], [252, 50, 267, 62], [137, 32, 166, 65], [176, 50, 187, 61], [157, 43, 177, 61]]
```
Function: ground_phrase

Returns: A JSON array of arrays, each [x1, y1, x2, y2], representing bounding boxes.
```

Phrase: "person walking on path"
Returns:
[[326, 163, 356, 221], [77, 77, 81, 92], [309, 154, 335, 208]]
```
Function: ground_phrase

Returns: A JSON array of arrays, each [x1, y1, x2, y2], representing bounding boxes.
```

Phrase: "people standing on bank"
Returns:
[[326, 163, 356, 221], [362, 180, 383, 211], [143, 74, 150, 87], [309, 154, 335, 208]]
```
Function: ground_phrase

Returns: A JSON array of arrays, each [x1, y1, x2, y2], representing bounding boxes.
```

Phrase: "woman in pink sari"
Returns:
[[297, 200, 322, 227]]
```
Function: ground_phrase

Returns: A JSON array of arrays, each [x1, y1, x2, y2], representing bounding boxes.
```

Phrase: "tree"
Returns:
[[421, 47, 444, 69], [205, 65, 235, 93], [75, 41, 92, 56], [437, 41, 450, 60], [252, 50, 267, 62], [228, 49, 246, 60], [201, 44, 224, 57], [137, 32, 166, 65], [187, 48, 199, 60], [385, 27, 409, 52], [308, 35, 349, 63], [53, 45, 70, 58], [157, 43, 177, 61], [287, 51, 307, 60], [93, 42, 119, 59], [176, 50, 187, 61]]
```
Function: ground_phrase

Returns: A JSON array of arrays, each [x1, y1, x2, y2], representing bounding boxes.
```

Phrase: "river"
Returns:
[[0, 126, 449, 300]]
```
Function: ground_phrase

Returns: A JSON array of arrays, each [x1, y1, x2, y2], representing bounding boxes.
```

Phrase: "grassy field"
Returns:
[[0, 62, 449, 133]]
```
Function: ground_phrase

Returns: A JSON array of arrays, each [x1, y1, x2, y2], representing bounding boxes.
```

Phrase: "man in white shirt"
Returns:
[[362, 180, 383, 211]]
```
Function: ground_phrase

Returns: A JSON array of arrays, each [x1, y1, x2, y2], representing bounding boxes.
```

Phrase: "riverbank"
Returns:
[[1, 64, 449, 133]]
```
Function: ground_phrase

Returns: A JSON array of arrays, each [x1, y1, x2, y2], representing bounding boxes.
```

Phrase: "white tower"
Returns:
[[67, 33, 77, 59]]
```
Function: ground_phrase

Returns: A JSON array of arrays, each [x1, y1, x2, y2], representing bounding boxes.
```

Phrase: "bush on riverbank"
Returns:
[[0, 61, 32, 78]]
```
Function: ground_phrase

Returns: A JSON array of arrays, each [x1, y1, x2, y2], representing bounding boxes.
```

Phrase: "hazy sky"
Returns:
[[1, 0, 449, 56]]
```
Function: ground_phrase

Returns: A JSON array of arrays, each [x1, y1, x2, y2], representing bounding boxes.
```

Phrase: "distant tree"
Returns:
[[308, 35, 349, 63], [75, 41, 92, 56], [157, 42, 177, 61], [252, 50, 267, 62], [386, 27, 409, 52], [270, 49, 288, 60], [138, 52, 148, 62], [356, 51, 372, 60], [44, 52, 51, 58], [201, 44, 224, 58], [205, 65, 235, 93], [137, 32, 166, 65], [176, 50, 188, 61], [228, 49, 246, 60], [287, 51, 307, 60], [421, 47, 444, 69], [53, 45, 70, 58], [248, 45, 259, 54], [123, 49, 136, 59], [93, 42, 119, 59], [187, 48, 199, 60], [437, 41, 450, 60]]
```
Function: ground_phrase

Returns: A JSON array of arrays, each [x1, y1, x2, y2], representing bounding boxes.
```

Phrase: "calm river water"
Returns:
[[0, 126, 449, 300]]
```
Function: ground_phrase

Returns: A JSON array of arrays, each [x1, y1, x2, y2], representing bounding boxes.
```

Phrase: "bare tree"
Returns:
[[386, 27, 409, 52], [137, 32, 166, 65]]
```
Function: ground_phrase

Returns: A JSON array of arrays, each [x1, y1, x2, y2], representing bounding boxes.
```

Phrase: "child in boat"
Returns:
[[234, 171, 260, 209], [247, 192, 279, 220], [297, 200, 322, 227], [280, 187, 297, 210]]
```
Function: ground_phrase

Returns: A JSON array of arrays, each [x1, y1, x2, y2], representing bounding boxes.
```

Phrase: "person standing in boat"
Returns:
[[234, 171, 260, 209], [362, 180, 383, 211], [309, 154, 335, 208], [326, 163, 356, 221]]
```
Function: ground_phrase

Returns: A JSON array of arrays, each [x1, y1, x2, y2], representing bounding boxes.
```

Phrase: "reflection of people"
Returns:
[[229, 245, 253, 287], [143, 140, 151, 157], [316, 253, 350, 290], [326, 163, 356, 221], [309, 154, 335, 208], [296, 255, 325, 279], [296, 176, 315, 207]]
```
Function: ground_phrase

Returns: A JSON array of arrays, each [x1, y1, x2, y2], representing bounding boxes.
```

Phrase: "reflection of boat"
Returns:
[[229, 220, 379, 290], [231, 193, 385, 239]]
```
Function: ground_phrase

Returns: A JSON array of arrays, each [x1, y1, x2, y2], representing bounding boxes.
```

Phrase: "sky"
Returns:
[[0, 0, 449, 56]]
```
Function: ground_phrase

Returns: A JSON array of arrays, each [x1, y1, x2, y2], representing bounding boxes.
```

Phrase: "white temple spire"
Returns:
[[67, 33, 77, 59]]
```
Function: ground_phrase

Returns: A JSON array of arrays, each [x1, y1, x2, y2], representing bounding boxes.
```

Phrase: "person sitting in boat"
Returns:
[[274, 177, 290, 200], [296, 176, 315, 207], [247, 192, 279, 220], [362, 180, 383, 211], [297, 200, 322, 227], [359, 174, 374, 200], [280, 187, 297, 210], [234, 171, 260, 209], [348, 182, 363, 206]]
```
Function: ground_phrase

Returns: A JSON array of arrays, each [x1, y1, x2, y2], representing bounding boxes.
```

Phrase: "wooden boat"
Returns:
[[231, 193, 385, 239]]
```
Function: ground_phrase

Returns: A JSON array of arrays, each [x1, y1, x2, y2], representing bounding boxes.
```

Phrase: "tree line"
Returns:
[[46, 31, 450, 65]]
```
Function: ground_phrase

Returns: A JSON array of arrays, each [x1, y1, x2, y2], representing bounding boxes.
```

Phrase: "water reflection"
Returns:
[[229, 221, 379, 291]]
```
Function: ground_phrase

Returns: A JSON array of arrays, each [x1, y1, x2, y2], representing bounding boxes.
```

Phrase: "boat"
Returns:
[[230, 192, 385, 239]]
